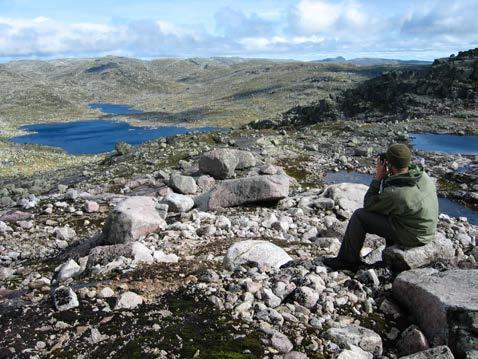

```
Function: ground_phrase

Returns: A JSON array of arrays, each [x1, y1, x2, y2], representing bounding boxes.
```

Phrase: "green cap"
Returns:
[[386, 143, 412, 168]]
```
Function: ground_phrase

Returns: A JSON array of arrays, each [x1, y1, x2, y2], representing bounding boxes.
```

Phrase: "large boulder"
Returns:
[[102, 196, 166, 244], [197, 175, 289, 211], [224, 240, 292, 270], [393, 269, 478, 356], [383, 233, 454, 271], [198, 149, 239, 179], [323, 183, 368, 216], [324, 325, 383, 356], [198, 149, 256, 179]]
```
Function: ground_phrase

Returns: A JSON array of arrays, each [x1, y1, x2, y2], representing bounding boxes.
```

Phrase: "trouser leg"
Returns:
[[337, 208, 396, 265]]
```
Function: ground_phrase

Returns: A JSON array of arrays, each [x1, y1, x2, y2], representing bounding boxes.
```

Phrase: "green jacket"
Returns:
[[363, 165, 438, 247]]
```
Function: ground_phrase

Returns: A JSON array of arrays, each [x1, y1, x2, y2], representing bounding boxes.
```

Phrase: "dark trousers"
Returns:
[[338, 208, 397, 265]]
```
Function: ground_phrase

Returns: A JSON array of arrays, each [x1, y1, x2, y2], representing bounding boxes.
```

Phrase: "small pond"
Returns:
[[410, 133, 478, 155], [324, 171, 478, 225], [10, 103, 222, 155]]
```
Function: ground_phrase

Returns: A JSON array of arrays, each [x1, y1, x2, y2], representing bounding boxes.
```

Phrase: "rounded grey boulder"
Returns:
[[224, 240, 292, 270], [102, 196, 166, 245]]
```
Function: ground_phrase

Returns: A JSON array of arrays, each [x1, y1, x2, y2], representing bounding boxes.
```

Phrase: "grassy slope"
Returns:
[[0, 56, 401, 133]]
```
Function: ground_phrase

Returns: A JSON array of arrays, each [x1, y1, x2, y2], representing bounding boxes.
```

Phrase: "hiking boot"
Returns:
[[322, 257, 359, 272]]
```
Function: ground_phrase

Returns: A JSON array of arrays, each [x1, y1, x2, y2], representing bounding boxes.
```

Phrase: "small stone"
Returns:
[[29, 277, 51, 289], [215, 215, 232, 229], [283, 352, 308, 359], [262, 288, 282, 308], [324, 325, 383, 356], [397, 325, 429, 356], [398, 345, 454, 359], [55, 226, 76, 241], [357, 269, 380, 288], [35, 341, 47, 350], [65, 189, 79, 200], [17, 220, 33, 229], [53, 286, 79, 311], [0, 267, 15, 280], [224, 240, 292, 270], [293, 287, 319, 309], [88, 328, 108, 344], [153, 250, 179, 263], [337, 345, 372, 359], [84, 201, 100, 213], [161, 193, 194, 213], [97, 287, 115, 299], [114, 291, 143, 310], [169, 173, 197, 194], [271, 332, 293, 353], [57, 259, 82, 282]]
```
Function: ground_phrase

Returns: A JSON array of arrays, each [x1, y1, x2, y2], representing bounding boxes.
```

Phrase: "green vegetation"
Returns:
[[437, 178, 462, 191]]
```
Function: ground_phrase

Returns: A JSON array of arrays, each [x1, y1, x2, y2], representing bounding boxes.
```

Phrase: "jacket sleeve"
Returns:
[[363, 179, 397, 215]]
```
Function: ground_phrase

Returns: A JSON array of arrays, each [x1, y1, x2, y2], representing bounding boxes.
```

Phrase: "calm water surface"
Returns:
[[410, 133, 478, 155], [11, 103, 222, 155], [89, 103, 143, 115], [324, 171, 478, 225]]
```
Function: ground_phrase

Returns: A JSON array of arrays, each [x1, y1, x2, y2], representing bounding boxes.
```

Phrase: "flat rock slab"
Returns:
[[383, 233, 454, 271], [393, 268, 478, 355], [224, 240, 292, 270], [324, 325, 383, 356], [398, 345, 454, 359], [102, 196, 166, 244], [197, 175, 289, 211]]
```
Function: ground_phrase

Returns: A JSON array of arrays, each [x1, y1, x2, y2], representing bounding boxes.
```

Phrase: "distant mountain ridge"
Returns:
[[250, 48, 478, 128], [312, 56, 432, 66]]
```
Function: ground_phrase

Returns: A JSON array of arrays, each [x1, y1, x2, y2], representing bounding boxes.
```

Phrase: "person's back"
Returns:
[[365, 165, 438, 247]]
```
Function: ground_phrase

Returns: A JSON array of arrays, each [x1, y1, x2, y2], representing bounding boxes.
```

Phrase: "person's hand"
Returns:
[[374, 157, 387, 180]]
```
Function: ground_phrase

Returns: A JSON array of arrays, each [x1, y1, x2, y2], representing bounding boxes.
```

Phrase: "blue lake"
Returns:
[[410, 133, 478, 155], [89, 103, 143, 115], [324, 171, 478, 225], [10, 103, 222, 155]]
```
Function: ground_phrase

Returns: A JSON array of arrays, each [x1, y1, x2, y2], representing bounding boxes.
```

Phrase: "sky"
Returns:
[[0, 0, 477, 62]]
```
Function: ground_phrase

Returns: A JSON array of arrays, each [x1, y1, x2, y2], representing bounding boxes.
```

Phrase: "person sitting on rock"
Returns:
[[323, 143, 438, 271]]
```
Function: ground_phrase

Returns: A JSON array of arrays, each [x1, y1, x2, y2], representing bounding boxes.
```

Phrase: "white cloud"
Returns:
[[400, 0, 478, 39], [0, 1, 477, 61], [290, 0, 367, 34]]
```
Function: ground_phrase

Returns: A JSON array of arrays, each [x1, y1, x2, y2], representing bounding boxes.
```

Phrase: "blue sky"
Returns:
[[0, 0, 477, 61]]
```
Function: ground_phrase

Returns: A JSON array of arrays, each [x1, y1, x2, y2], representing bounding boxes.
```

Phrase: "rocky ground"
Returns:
[[0, 117, 477, 358]]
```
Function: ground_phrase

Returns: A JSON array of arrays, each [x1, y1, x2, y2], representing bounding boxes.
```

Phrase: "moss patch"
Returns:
[[437, 178, 461, 191]]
